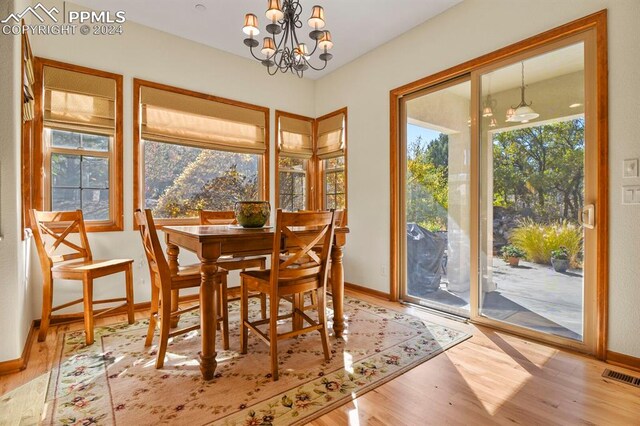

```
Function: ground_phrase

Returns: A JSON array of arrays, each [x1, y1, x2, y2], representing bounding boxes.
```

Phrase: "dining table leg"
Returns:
[[166, 243, 180, 328], [199, 260, 218, 380], [331, 244, 345, 338]]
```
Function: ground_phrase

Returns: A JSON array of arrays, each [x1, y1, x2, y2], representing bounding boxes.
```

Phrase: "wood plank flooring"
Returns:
[[1, 290, 639, 425]]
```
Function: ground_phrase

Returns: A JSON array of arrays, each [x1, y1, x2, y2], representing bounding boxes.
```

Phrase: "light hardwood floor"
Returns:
[[2, 290, 639, 425]]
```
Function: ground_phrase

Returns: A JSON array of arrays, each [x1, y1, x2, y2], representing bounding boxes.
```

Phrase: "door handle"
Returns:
[[578, 204, 595, 229]]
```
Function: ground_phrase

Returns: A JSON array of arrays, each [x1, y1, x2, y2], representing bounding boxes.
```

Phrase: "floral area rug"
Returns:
[[42, 296, 470, 425]]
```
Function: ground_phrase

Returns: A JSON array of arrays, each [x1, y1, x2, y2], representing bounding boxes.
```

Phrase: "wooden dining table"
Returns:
[[162, 224, 349, 380]]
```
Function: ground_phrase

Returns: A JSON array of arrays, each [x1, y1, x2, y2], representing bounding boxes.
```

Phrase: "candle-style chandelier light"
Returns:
[[242, 0, 334, 78]]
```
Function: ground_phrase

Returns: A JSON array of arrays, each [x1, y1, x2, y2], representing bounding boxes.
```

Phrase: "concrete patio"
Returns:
[[408, 259, 583, 341]]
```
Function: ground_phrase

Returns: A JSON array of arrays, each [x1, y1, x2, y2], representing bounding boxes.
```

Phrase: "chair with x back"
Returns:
[[199, 210, 268, 319], [136, 209, 229, 368], [240, 209, 336, 380], [30, 209, 135, 345]]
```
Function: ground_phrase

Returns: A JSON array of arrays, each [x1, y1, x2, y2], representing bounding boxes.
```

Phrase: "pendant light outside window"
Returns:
[[506, 62, 539, 123]]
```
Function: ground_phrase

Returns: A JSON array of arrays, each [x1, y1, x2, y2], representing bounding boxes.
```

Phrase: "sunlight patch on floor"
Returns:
[[448, 334, 555, 415], [347, 398, 360, 426], [343, 351, 353, 374]]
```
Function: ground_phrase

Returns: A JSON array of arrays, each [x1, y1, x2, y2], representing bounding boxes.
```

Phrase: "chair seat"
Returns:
[[174, 264, 227, 281], [52, 259, 132, 275], [241, 269, 319, 295]]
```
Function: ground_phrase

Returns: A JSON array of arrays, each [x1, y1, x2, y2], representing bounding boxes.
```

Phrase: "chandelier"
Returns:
[[506, 62, 539, 123], [242, 0, 334, 77]]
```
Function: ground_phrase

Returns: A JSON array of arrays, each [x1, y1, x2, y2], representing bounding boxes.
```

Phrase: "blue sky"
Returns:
[[407, 123, 441, 148]]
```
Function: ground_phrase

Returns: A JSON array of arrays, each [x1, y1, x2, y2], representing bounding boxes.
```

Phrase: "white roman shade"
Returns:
[[43, 66, 116, 133], [316, 112, 345, 159], [279, 115, 313, 159], [140, 86, 267, 154]]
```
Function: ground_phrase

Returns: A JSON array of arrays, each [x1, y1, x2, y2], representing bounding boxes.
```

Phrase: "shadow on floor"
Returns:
[[481, 291, 582, 341]]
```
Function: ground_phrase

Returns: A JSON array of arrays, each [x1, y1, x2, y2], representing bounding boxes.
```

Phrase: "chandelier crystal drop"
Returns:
[[242, 0, 334, 78]]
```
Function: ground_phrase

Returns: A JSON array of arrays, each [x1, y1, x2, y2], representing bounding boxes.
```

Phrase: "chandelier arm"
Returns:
[[248, 44, 264, 62], [266, 64, 279, 76], [306, 59, 328, 72], [307, 38, 320, 58]]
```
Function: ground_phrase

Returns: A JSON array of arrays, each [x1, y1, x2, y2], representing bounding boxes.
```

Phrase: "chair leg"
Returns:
[[125, 264, 135, 324], [240, 277, 249, 354], [37, 275, 53, 342], [156, 289, 171, 369], [259, 259, 267, 320], [270, 290, 280, 381], [220, 275, 229, 350], [260, 293, 267, 320], [170, 289, 180, 328], [317, 288, 331, 362], [82, 277, 95, 345], [310, 290, 318, 309], [145, 283, 159, 347], [216, 286, 222, 331], [293, 293, 303, 331]]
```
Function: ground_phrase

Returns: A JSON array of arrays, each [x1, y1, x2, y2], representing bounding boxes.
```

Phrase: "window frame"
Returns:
[[133, 79, 270, 227], [31, 57, 124, 232], [278, 157, 308, 212], [274, 110, 316, 211], [322, 156, 346, 211], [44, 128, 114, 222], [316, 107, 348, 223]]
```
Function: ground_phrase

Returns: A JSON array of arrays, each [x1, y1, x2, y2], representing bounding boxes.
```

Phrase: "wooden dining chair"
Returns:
[[240, 210, 336, 380], [199, 210, 267, 319], [29, 209, 135, 345], [282, 209, 345, 312], [135, 209, 229, 368]]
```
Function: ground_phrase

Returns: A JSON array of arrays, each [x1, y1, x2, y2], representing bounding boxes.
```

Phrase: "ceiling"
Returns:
[[71, 0, 463, 79], [443, 42, 584, 99]]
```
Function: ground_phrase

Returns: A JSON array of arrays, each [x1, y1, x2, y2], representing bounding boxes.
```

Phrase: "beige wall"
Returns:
[[314, 0, 640, 357], [11, 0, 315, 361], [0, 0, 33, 361], [1, 0, 639, 362]]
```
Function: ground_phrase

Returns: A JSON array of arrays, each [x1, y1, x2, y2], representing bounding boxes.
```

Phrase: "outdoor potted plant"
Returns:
[[550, 246, 570, 273], [501, 245, 526, 267]]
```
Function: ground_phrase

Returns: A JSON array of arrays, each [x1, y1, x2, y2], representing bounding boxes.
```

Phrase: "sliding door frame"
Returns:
[[398, 75, 474, 317], [390, 10, 608, 358]]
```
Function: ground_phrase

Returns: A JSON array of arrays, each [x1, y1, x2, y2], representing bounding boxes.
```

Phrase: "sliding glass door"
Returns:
[[475, 36, 597, 351], [398, 30, 599, 353], [400, 78, 471, 317]]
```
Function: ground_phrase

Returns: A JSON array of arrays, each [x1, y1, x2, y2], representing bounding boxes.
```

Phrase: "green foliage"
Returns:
[[406, 133, 449, 231], [153, 150, 259, 218], [550, 246, 570, 260], [492, 119, 585, 221], [500, 244, 526, 259], [509, 219, 582, 266], [144, 141, 200, 200]]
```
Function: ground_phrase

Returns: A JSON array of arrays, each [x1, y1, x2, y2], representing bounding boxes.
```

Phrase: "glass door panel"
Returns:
[[478, 42, 589, 341], [401, 78, 471, 317]]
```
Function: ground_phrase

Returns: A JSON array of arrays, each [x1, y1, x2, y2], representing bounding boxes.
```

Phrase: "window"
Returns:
[[32, 59, 123, 231], [323, 156, 345, 210], [279, 157, 307, 211], [275, 111, 314, 211], [316, 108, 347, 215], [48, 130, 110, 220], [134, 80, 269, 223]]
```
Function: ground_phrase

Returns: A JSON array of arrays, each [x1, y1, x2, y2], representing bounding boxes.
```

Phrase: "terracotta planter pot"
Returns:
[[508, 256, 520, 267]]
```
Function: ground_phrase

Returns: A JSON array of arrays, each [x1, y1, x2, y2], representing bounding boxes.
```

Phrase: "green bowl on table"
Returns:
[[234, 201, 270, 228]]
